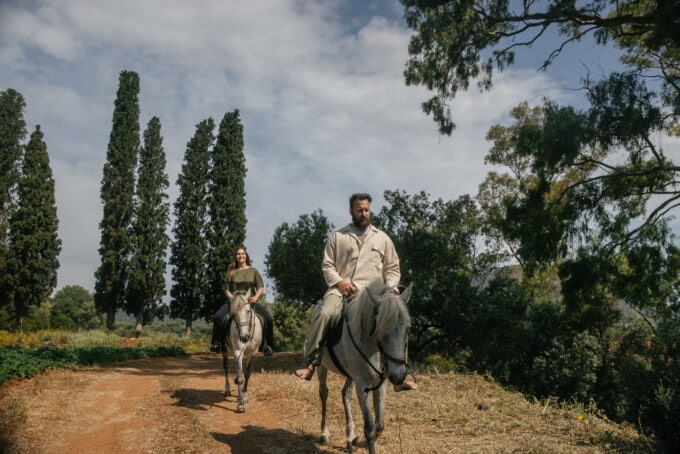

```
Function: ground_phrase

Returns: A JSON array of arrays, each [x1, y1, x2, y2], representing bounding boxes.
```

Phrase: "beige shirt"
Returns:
[[322, 223, 400, 296]]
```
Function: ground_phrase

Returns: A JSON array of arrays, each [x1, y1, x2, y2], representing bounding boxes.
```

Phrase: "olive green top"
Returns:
[[228, 267, 264, 295]]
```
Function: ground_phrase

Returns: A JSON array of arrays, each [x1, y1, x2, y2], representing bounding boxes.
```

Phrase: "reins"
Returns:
[[343, 308, 386, 392], [341, 295, 409, 393], [228, 294, 257, 363]]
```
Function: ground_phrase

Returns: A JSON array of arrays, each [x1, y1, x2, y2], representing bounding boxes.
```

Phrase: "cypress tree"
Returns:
[[204, 109, 247, 320], [125, 116, 169, 335], [0, 89, 27, 310], [170, 118, 215, 335], [94, 70, 140, 330], [6, 125, 61, 331]]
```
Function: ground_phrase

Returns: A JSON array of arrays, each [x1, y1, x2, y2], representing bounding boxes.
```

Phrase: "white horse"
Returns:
[[222, 290, 263, 413], [317, 279, 413, 454]]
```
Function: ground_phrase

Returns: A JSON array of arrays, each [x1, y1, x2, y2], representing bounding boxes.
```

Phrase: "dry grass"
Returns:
[[229, 353, 653, 454], [0, 352, 654, 454]]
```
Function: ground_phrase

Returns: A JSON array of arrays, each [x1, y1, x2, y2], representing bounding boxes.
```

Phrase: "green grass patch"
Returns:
[[0, 345, 185, 385]]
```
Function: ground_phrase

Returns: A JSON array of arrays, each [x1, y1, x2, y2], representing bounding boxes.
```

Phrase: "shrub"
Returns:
[[50, 315, 76, 330], [270, 299, 312, 352]]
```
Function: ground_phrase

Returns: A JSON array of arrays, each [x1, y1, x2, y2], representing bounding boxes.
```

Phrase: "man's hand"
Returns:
[[336, 280, 356, 296]]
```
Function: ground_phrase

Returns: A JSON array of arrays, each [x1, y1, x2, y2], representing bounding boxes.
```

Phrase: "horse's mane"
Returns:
[[347, 279, 409, 341]]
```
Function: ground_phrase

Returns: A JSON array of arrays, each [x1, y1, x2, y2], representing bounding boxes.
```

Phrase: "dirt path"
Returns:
[[1, 353, 327, 454], [1, 351, 653, 454]]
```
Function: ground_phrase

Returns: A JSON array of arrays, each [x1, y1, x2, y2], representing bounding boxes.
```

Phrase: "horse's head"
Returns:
[[229, 290, 254, 343], [365, 281, 413, 386]]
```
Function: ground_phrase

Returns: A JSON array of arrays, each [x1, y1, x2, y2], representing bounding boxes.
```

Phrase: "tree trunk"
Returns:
[[106, 307, 116, 330], [184, 318, 192, 337], [135, 311, 143, 337]]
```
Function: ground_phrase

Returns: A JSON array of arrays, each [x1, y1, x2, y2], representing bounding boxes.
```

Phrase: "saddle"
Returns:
[[221, 311, 266, 331], [322, 301, 353, 378], [326, 304, 345, 348]]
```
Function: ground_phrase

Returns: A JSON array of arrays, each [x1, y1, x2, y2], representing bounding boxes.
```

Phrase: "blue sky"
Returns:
[[0, 0, 645, 300]]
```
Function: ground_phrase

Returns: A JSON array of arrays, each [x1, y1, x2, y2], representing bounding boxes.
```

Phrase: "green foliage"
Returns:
[[5, 126, 61, 330], [0, 345, 184, 385], [22, 302, 51, 332], [125, 116, 170, 330], [374, 190, 486, 357], [423, 353, 458, 373], [95, 70, 141, 329], [51, 285, 102, 329], [640, 317, 680, 444], [0, 89, 27, 311], [270, 299, 312, 352], [265, 209, 333, 305], [401, 0, 680, 135], [50, 315, 76, 330], [529, 332, 602, 402], [170, 118, 215, 332], [204, 110, 247, 320], [464, 276, 533, 384]]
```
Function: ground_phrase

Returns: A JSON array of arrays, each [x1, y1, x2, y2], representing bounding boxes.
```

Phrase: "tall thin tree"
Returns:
[[6, 125, 61, 331], [95, 70, 140, 330], [170, 118, 215, 335], [204, 109, 247, 320], [0, 89, 27, 310], [125, 116, 170, 335]]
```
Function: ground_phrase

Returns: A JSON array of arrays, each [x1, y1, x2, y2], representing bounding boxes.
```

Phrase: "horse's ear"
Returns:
[[400, 283, 413, 305], [366, 287, 381, 307]]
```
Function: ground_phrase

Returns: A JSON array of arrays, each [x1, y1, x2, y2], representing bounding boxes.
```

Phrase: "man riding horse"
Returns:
[[295, 192, 417, 392]]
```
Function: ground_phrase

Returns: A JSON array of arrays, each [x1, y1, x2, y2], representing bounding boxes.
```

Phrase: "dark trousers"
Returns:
[[211, 303, 274, 350]]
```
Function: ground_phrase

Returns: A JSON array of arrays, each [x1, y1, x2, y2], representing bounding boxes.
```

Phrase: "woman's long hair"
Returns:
[[226, 246, 252, 283]]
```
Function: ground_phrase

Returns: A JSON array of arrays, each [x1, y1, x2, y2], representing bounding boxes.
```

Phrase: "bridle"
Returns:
[[343, 293, 409, 392], [233, 294, 255, 342]]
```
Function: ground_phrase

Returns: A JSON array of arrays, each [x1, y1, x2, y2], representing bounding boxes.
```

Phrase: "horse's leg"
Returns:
[[354, 386, 377, 454], [241, 353, 252, 405], [318, 366, 330, 445], [222, 352, 231, 397], [235, 350, 246, 413], [372, 382, 387, 439], [341, 378, 358, 451]]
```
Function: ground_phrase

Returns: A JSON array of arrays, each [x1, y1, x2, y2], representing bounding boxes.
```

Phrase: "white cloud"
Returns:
[[1, 0, 583, 297]]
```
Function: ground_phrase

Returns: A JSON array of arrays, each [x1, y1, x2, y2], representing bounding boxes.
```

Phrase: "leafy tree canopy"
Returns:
[[265, 209, 333, 305], [401, 0, 680, 135]]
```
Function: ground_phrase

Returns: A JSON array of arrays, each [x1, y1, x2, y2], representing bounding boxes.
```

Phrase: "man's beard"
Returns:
[[352, 214, 370, 228]]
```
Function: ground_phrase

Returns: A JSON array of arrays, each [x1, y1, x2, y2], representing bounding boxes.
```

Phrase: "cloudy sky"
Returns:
[[0, 0, 627, 299]]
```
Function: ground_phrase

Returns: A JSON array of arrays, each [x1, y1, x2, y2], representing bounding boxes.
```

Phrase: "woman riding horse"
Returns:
[[210, 246, 274, 355]]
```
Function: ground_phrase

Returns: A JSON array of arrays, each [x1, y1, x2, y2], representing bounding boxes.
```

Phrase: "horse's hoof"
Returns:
[[224, 390, 231, 397], [236, 404, 245, 413], [319, 435, 330, 445], [346, 441, 355, 452], [352, 436, 367, 448]]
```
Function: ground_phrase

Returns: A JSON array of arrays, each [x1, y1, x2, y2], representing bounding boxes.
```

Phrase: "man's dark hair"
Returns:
[[349, 193, 372, 208]]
